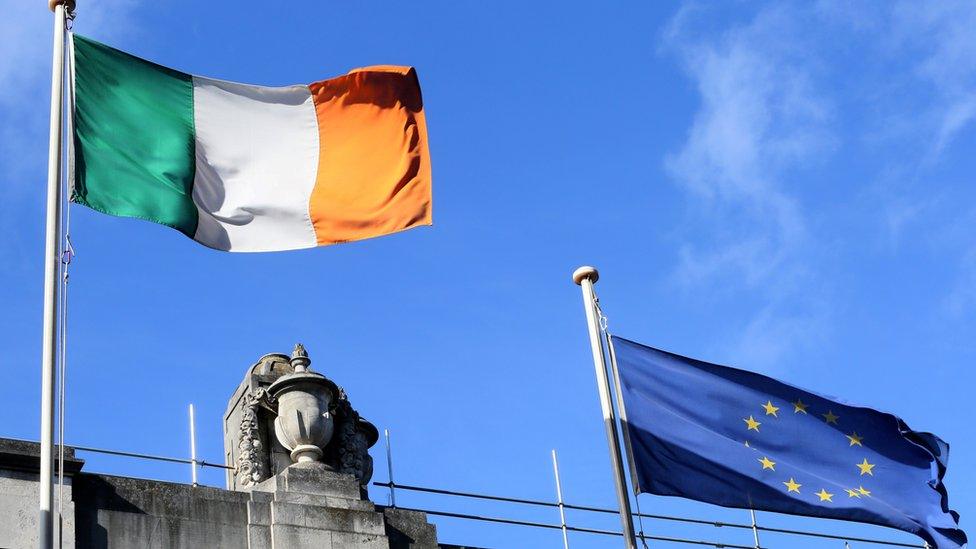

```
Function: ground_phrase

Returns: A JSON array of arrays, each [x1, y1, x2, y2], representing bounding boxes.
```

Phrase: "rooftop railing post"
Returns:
[[551, 449, 570, 549], [385, 429, 396, 507], [189, 404, 198, 487], [749, 508, 761, 549]]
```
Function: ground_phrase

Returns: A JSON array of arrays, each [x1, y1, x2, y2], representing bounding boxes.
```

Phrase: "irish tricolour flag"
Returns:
[[70, 35, 431, 252]]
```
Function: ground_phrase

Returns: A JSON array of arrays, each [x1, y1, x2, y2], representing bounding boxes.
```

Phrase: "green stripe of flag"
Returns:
[[71, 34, 199, 237]]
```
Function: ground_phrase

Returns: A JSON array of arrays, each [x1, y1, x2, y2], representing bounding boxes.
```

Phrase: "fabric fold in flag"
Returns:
[[70, 34, 431, 252], [611, 336, 967, 549]]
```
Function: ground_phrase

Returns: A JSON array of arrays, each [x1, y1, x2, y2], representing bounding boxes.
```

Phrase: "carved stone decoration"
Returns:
[[224, 343, 380, 492], [356, 419, 376, 484], [236, 387, 272, 487], [333, 388, 378, 485]]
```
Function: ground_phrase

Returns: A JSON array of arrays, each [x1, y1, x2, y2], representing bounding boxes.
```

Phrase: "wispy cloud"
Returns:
[[0, 0, 141, 178], [892, 0, 976, 158], [939, 206, 976, 321], [663, 1, 976, 361], [0, 0, 140, 268], [662, 4, 833, 366], [946, 249, 976, 319], [886, 0, 976, 320]]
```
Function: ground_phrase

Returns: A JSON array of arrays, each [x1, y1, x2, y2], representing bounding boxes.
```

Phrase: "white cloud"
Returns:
[[0, 0, 140, 267], [892, 0, 976, 156], [664, 1, 976, 357], [730, 298, 828, 368], [945, 249, 976, 318], [663, 4, 833, 366], [0, 0, 141, 176], [885, 1, 976, 318]]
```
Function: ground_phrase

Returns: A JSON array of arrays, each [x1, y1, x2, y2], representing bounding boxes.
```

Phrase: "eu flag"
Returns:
[[611, 336, 967, 548]]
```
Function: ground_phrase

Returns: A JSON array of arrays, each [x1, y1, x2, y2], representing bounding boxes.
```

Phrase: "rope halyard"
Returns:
[[593, 298, 650, 549], [55, 200, 72, 549], [56, 19, 75, 544], [56, 232, 69, 549], [633, 495, 650, 549]]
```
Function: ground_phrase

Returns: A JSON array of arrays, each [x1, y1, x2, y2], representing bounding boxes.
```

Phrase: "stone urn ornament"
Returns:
[[267, 344, 340, 466]]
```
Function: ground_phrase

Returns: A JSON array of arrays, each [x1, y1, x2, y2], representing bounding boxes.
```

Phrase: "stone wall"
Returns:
[[0, 438, 467, 549], [0, 439, 80, 549]]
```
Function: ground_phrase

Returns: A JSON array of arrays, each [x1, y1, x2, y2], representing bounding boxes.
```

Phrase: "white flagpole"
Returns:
[[40, 1, 70, 548], [573, 266, 637, 548]]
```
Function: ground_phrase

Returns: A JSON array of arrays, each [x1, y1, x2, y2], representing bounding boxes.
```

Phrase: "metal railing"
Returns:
[[7, 437, 924, 549], [372, 481, 926, 548], [70, 443, 234, 471]]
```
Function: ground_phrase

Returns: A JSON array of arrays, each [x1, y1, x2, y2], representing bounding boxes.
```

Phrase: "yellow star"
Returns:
[[758, 456, 776, 470], [822, 410, 839, 425], [856, 458, 875, 476], [846, 488, 861, 498], [815, 488, 834, 502], [743, 415, 761, 432], [792, 399, 809, 414], [846, 432, 863, 446], [857, 486, 871, 497], [783, 478, 802, 493], [762, 400, 780, 417]]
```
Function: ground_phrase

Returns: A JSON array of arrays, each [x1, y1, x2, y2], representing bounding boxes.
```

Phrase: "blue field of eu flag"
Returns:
[[611, 336, 967, 549]]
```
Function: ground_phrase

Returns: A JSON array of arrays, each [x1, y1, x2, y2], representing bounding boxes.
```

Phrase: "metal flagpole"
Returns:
[[550, 450, 570, 549], [40, 1, 71, 547], [573, 266, 637, 548]]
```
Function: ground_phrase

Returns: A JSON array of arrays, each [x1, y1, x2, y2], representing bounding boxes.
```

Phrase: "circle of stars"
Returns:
[[742, 397, 878, 504]]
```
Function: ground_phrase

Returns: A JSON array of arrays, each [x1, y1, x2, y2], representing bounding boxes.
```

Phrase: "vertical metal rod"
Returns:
[[40, 3, 67, 548], [551, 449, 570, 549], [385, 429, 396, 507], [573, 266, 637, 549], [189, 404, 198, 487], [750, 508, 761, 549]]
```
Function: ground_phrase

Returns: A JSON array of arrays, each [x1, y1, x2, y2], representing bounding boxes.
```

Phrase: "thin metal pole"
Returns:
[[189, 404, 198, 486], [551, 450, 570, 549], [749, 509, 761, 549], [573, 266, 637, 549], [385, 429, 396, 507], [40, 3, 68, 548]]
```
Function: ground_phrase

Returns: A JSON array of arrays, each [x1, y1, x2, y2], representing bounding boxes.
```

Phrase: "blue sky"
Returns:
[[2, 1, 973, 547]]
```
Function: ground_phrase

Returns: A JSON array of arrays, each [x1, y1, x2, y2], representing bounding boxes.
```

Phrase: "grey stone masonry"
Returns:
[[0, 438, 457, 548], [0, 439, 82, 549]]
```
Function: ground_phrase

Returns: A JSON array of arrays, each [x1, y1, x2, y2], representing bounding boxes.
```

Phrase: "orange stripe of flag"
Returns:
[[307, 66, 432, 246]]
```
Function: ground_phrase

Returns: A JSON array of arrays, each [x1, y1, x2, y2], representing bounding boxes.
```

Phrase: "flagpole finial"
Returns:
[[573, 265, 599, 286], [48, 0, 75, 12]]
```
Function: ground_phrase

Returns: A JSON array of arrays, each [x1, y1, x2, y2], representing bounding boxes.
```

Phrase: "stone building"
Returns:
[[0, 345, 467, 548]]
